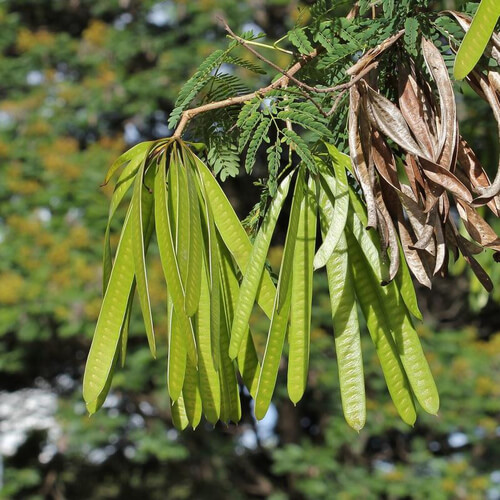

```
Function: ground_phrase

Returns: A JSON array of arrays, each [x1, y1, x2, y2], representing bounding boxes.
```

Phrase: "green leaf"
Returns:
[[207, 143, 240, 181], [314, 26, 336, 53], [239, 110, 262, 153], [267, 139, 283, 196], [404, 18, 419, 56], [277, 110, 332, 139], [225, 55, 266, 74]]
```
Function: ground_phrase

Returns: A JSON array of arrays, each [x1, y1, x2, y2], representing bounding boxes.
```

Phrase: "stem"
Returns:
[[228, 37, 294, 55]]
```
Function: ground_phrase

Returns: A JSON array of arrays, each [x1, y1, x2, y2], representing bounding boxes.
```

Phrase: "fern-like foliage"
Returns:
[[245, 117, 272, 173], [207, 141, 240, 180], [266, 139, 283, 196], [404, 17, 420, 56], [168, 50, 227, 128], [225, 55, 266, 74], [238, 103, 262, 152], [281, 129, 317, 173], [288, 28, 315, 54]]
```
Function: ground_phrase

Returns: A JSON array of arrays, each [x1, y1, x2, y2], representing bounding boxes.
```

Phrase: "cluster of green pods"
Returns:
[[83, 139, 439, 430]]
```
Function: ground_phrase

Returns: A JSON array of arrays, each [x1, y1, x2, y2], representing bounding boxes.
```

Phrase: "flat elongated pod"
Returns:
[[104, 141, 156, 185], [382, 282, 439, 414], [195, 251, 221, 424], [287, 171, 317, 404], [154, 152, 197, 366], [217, 231, 260, 398], [183, 156, 203, 316], [229, 171, 293, 359], [167, 296, 187, 403], [182, 353, 203, 429], [277, 167, 306, 312], [219, 290, 242, 423], [85, 159, 157, 409], [83, 207, 136, 408], [256, 169, 304, 418], [193, 153, 277, 318], [314, 144, 349, 269], [132, 158, 156, 357], [254, 284, 292, 420], [454, 0, 500, 80], [320, 190, 366, 430], [86, 329, 121, 415], [196, 170, 221, 370], [103, 145, 153, 291], [119, 283, 134, 368], [316, 156, 391, 282], [171, 393, 190, 431], [395, 245, 423, 320], [120, 191, 156, 368], [345, 230, 417, 425], [174, 152, 191, 286]]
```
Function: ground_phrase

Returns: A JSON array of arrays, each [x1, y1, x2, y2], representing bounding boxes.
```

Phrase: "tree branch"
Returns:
[[171, 18, 380, 139], [172, 48, 319, 139]]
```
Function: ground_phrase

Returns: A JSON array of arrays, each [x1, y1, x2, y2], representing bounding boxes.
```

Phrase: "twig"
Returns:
[[228, 37, 295, 56], [222, 18, 377, 94], [326, 89, 348, 117]]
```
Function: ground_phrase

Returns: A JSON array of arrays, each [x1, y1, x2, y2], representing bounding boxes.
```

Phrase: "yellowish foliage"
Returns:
[[25, 120, 52, 136], [83, 20, 108, 47], [17, 28, 55, 52], [0, 271, 24, 304], [47, 242, 71, 266], [69, 226, 90, 249]]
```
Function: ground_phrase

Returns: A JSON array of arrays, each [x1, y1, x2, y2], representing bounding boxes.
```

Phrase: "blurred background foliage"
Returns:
[[0, 0, 499, 499]]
